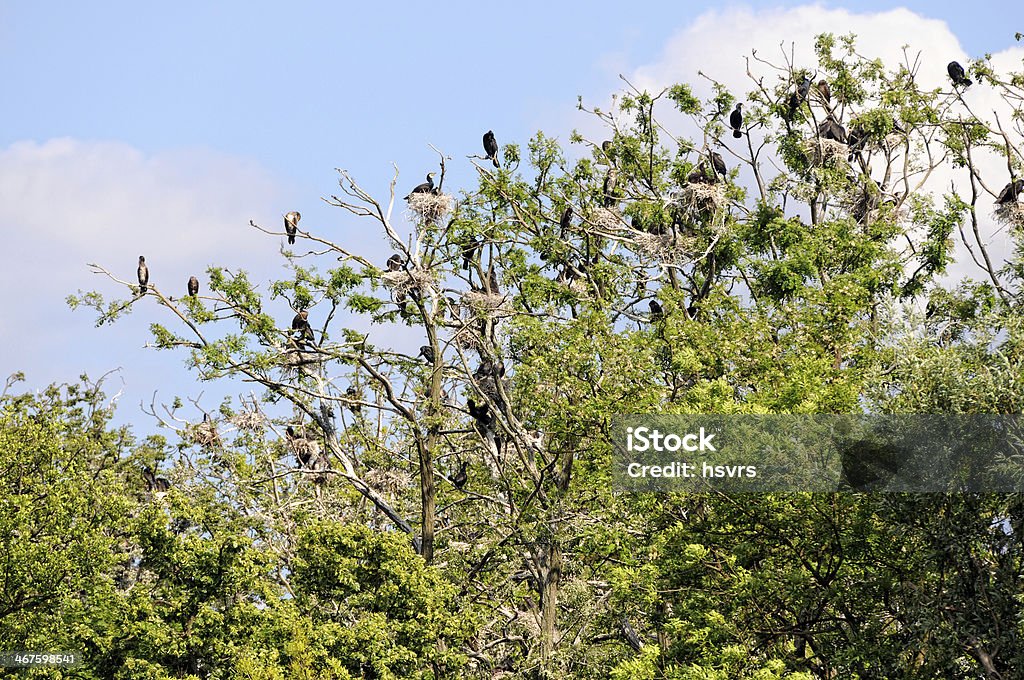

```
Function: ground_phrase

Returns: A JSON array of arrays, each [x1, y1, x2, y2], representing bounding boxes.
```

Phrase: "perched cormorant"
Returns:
[[142, 466, 170, 493], [291, 310, 314, 347], [483, 131, 500, 168], [729, 103, 744, 138], [487, 268, 501, 295], [559, 205, 573, 234], [418, 345, 435, 363], [996, 179, 1024, 204], [404, 172, 436, 200], [846, 124, 867, 161], [649, 299, 665, 321], [603, 167, 619, 207], [947, 61, 972, 88], [284, 211, 301, 245], [710, 151, 726, 177], [818, 117, 848, 143], [467, 398, 494, 433], [816, 79, 831, 104], [461, 237, 481, 270], [386, 254, 404, 271], [452, 460, 468, 490], [187, 276, 199, 297], [137, 256, 149, 295]]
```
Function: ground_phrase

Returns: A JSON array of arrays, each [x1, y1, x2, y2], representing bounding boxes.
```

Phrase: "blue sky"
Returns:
[[1, 2, 1021, 430]]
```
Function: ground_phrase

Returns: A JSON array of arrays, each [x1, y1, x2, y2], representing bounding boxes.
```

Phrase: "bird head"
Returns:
[[139, 255, 146, 263]]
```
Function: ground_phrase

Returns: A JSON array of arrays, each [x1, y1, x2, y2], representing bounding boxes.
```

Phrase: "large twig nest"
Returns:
[[405, 192, 453, 224], [802, 137, 849, 167], [229, 410, 265, 433], [593, 207, 623, 231], [632, 232, 694, 264], [290, 436, 322, 463], [381, 267, 434, 296], [184, 420, 221, 448], [678, 182, 726, 216], [461, 290, 509, 318], [994, 202, 1024, 229], [364, 468, 412, 496]]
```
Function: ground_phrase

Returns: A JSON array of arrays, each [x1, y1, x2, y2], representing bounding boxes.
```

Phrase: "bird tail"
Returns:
[[964, 78, 973, 87], [492, 156, 500, 169], [288, 235, 295, 245], [733, 130, 742, 138]]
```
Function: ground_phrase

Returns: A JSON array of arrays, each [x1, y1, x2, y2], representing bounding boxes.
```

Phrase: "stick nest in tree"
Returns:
[[229, 410, 265, 432], [632, 232, 695, 264], [184, 420, 221, 448], [381, 267, 434, 297], [405, 192, 453, 224], [593, 207, 623, 231], [802, 138, 849, 167], [994, 202, 1024, 229], [461, 290, 509, 318], [365, 468, 412, 496], [678, 182, 726, 216], [290, 436, 322, 462]]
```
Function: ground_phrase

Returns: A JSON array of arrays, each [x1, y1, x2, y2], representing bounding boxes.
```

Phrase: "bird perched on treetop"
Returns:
[[137, 256, 149, 295], [483, 130, 500, 168], [816, 79, 831, 104], [710, 150, 727, 178], [729, 103, 744, 138], [404, 172, 436, 200], [996, 179, 1024, 204], [386, 254, 404, 271], [291, 310, 314, 347], [187, 276, 199, 297], [284, 211, 300, 245], [649, 299, 665, 321], [947, 61, 972, 88]]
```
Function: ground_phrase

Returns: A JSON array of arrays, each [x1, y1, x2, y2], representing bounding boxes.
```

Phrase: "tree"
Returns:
[[67, 33, 1024, 677]]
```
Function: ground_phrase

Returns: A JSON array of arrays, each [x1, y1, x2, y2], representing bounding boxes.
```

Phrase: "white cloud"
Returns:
[[0, 138, 287, 387]]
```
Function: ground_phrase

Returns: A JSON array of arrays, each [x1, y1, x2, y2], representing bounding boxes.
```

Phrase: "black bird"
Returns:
[[603, 167, 619, 207], [846, 124, 867, 161], [483, 130, 500, 168], [786, 75, 810, 119], [947, 61, 972, 87], [559, 205, 573, 235], [386, 254, 404, 271], [404, 172, 436, 200], [137, 256, 149, 294], [649, 299, 665, 321], [452, 461, 468, 490], [187, 276, 199, 297], [487, 268, 501, 295], [461, 237, 481, 270], [816, 79, 831, 104], [710, 151, 726, 178], [284, 211, 301, 245], [345, 385, 361, 414], [142, 466, 171, 493], [291, 310, 314, 347], [729, 103, 744, 138], [996, 179, 1024, 204], [818, 116, 848, 143], [467, 398, 494, 434], [285, 426, 315, 467], [418, 345, 435, 363]]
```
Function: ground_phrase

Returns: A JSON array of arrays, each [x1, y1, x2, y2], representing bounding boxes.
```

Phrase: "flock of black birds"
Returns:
[[132, 66, 1022, 496]]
